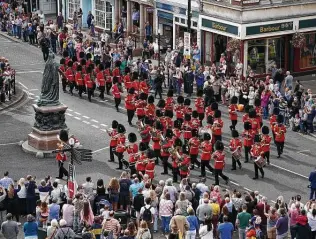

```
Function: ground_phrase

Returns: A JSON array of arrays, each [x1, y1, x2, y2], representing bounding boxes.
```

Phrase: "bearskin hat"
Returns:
[[76, 65, 82, 71], [248, 109, 257, 118], [139, 92, 147, 101], [203, 133, 211, 141], [244, 104, 252, 114], [185, 114, 191, 121], [157, 99, 165, 108], [139, 142, 148, 152], [128, 87, 135, 94], [111, 120, 118, 130], [177, 96, 184, 104], [244, 121, 251, 131], [254, 98, 261, 107], [79, 51, 85, 59], [86, 53, 92, 59], [254, 134, 261, 143], [89, 63, 95, 70], [144, 117, 152, 125], [197, 89, 203, 97], [80, 59, 86, 66], [148, 95, 155, 104], [155, 121, 163, 131], [125, 67, 130, 74], [182, 145, 189, 155], [277, 114, 284, 124], [118, 124, 126, 134], [192, 129, 198, 137], [167, 89, 174, 97], [215, 140, 224, 151], [99, 64, 104, 71], [67, 61, 73, 67], [232, 130, 239, 138], [60, 58, 66, 65], [146, 149, 155, 159], [174, 119, 181, 129], [72, 56, 78, 63], [86, 66, 92, 73], [156, 109, 162, 118], [230, 96, 238, 105], [62, 51, 69, 58], [192, 110, 198, 118], [261, 126, 269, 135], [273, 107, 280, 115], [207, 115, 214, 125], [211, 102, 218, 111], [112, 76, 119, 84], [132, 71, 138, 80], [174, 138, 183, 147], [59, 129, 69, 143], [115, 60, 121, 68], [214, 110, 221, 118], [165, 128, 173, 139], [95, 59, 100, 66], [184, 98, 191, 106], [165, 110, 173, 118], [128, 133, 137, 143]]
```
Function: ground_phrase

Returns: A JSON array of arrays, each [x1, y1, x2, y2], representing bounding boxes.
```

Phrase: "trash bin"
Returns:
[[114, 210, 128, 229]]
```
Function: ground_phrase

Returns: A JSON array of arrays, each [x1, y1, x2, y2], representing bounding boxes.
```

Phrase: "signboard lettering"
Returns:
[[246, 22, 293, 36], [202, 19, 239, 35]]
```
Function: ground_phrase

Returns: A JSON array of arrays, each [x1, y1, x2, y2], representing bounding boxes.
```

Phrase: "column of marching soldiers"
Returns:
[[58, 52, 287, 185]]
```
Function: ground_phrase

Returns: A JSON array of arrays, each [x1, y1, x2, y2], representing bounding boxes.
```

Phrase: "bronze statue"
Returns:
[[37, 52, 60, 107]]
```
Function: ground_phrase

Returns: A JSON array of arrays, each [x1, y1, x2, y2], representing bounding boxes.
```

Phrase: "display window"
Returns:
[[300, 33, 316, 69]]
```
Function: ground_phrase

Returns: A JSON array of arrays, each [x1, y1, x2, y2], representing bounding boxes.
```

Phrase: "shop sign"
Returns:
[[202, 18, 238, 35], [299, 18, 316, 29], [246, 22, 293, 35], [156, 2, 186, 15], [146, 7, 155, 12], [158, 10, 173, 21], [232, 0, 260, 6], [183, 32, 191, 56]]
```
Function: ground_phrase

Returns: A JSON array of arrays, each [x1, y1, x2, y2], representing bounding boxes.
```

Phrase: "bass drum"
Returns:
[[254, 156, 266, 168]]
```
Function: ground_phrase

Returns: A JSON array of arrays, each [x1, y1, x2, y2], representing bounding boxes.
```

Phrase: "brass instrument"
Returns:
[[137, 120, 145, 131], [160, 134, 167, 144]]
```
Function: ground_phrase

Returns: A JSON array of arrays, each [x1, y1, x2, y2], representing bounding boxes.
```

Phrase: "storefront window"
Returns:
[[248, 39, 266, 75], [267, 38, 285, 73], [68, 0, 80, 19], [204, 32, 212, 65], [213, 34, 227, 63], [106, 2, 113, 30], [95, 0, 105, 29], [300, 33, 316, 69]]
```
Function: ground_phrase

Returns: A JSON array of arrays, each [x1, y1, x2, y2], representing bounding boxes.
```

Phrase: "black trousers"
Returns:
[[99, 86, 105, 99], [42, 49, 49, 61], [162, 156, 172, 174], [263, 151, 270, 164], [155, 86, 162, 99], [78, 85, 84, 98], [109, 146, 117, 161], [154, 149, 162, 164], [231, 120, 237, 130], [127, 109, 135, 124], [172, 167, 179, 183], [214, 169, 228, 185], [190, 154, 200, 169], [114, 98, 121, 111], [117, 152, 124, 169], [213, 135, 222, 143], [201, 160, 214, 177], [198, 113, 204, 126], [87, 88, 94, 102], [69, 82, 75, 94], [254, 162, 264, 178], [130, 165, 136, 176], [232, 156, 241, 169], [58, 161, 68, 178], [275, 141, 284, 156], [244, 146, 251, 162], [62, 78, 67, 92], [106, 82, 112, 95]]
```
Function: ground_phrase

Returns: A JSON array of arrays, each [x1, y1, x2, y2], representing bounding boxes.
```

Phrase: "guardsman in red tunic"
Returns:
[[179, 145, 191, 179], [165, 89, 175, 112], [229, 130, 242, 170], [80, 59, 87, 75], [59, 58, 67, 93], [104, 66, 112, 95], [249, 109, 260, 134], [125, 88, 136, 126], [254, 98, 263, 127], [65, 61, 76, 95], [145, 95, 156, 120], [212, 141, 229, 185], [136, 142, 148, 180], [135, 92, 147, 121], [171, 138, 183, 183], [242, 105, 251, 124], [251, 135, 265, 180], [145, 149, 156, 180], [152, 121, 163, 164], [183, 98, 193, 116], [112, 61, 121, 82], [164, 110, 173, 129], [229, 96, 238, 130], [84, 66, 95, 102], [172, 120, 182, 142], [96, 64, 106, 100], [206, 102, 218, 119], [160, 129, 173, 175], [175, 96, 185, 125], [115, 124, 126, 170], [86, 53, 93, 67], [261, 126, 272, 165], [157, 99, 166, 116], [182, 114, 192, 145], [270, 108, 280, 142], [199, 133, 214, 177], [124, 67, 132, 92], [111, 77, 122, 112], [140, 117, 152, 149], [188, 129, 200, 170], [191, 111, 200, 131], [195, 89, 205, 125], [107, 121, 119, 163], [242, 122, 254, 163], [75, 65, 85, 98], [212, 110, 224, 142], [274, 115, 286, 158], [63, 51, 71, 65], [126, 133, 138, 175], [139, 79, 149, 99], [56, 130, 69, 179]]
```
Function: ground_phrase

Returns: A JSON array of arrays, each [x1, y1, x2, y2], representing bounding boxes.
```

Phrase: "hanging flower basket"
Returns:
[[291, 32, 306, 48], [227, 38, 241, 52]]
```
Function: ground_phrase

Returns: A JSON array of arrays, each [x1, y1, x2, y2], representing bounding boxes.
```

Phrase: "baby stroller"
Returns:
[[96, 199, 112, 215]]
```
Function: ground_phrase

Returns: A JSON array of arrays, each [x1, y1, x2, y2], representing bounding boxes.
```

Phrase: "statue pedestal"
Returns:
[[23, 104, 68, 155]]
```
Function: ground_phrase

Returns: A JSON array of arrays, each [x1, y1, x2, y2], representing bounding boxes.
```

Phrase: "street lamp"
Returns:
[[158, 28, 161, 68]]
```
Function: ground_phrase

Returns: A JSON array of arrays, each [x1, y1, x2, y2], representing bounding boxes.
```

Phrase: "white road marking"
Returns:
[[270, 163, 308, 179], [28, 89, 38, 91], [68, 109, 73, 112], [83, 116, 90, 119], [91, 119, 99, 123], [92, 125, 99, 129], [66, 113, 73, 116], [29, 97, 35, 100], [13, 63, 44, 67], [100, 124, 108, 127], [83, 121, 90, 124], [243, 187, 252, 192], [0, 142, 20, 146], [74, 112, 81, 115], [100, 129, 108, 132], [16, 70, 43, 74], [74, 117, 81, 120], [297, 150, 310, 156], [35, 96, 39, 98], [92, 146, 109, 153], [18, 82, 28, 90], [28, 93, 34, 96], [230, 181, 239, 186]]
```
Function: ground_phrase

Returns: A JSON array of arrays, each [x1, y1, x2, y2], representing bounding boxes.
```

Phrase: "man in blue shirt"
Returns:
[[129, 178, 143, 199], [145, 22, 152, 42], [218, 216, 234, 239], [309, 167, 316, 199], [48, 199, 60, 222]]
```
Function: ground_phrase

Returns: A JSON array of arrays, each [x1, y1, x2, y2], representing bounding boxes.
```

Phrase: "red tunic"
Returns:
[[136, 153, 147, 171], [200, 141, 212, 161], [145, 104, 156, 119], [172, 129, 182, 139], [145, 161, 155, 179], [139, 81, 149, 95], [182, 121, 192, 139], [108, 129, 118, 147], [75, 72, 85, 86], [141, 126, 151, 143], [249, 118, 260, 133], [96, 72, 105, 86], [191, 119, 200, 130], [135, 100, 147, 117], [261, 135, 271, 152], [152, 131, 162, 150], [126, 144, 138, 167], [184, 106, 193, 116], [112, 67, 120, 77], [179, 155, 190, 176], [161, 139, 173, 157], [212, 118, 223, 136], [250, 144, 264, 158], [188, 137, 200, 155], [125, 94, 136, 110], [165, 97, 174, 111], [269, 115, 277, 129], [242, 114, 249, 123], [65, 68, 75, 82], [255, 106, 263, 123], [124, 75, 131, 90], [84, 74, 94, 89], [212, 150, 225, 170], [242, 130, 254, 147], [111, 84, 121, 99], [104, 68, 111, 77], [195, 97, 204, 114], [228, 104, 238, 121], [205, 106, 215, 118], [229, 138, 242, 153], [175, 104, 184, 119], [274, 124, 286, 142], [115, 134, 126, 153]]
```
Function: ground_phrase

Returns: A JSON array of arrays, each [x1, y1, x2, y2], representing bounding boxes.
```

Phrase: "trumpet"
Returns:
[[137, 121, 145, 131], [168, 146, 182, 160], [160, 134, 167, 144], [275, 129, 284, 136]]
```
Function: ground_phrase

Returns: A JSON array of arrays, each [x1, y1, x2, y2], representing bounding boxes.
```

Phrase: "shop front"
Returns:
[[93, 0, 114, 31]]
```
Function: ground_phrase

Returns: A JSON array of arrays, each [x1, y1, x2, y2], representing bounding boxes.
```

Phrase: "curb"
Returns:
[[0, 31, 21, 43], [0, 85, 26, 113]]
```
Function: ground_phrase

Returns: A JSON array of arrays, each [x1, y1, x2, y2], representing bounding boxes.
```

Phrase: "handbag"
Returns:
[[60, 188, 67, 202]]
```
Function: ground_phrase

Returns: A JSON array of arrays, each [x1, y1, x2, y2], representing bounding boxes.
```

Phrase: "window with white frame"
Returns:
[[106, 2, 112, 30], [68, 0, 80, 19], [95, 0, 106, 29]]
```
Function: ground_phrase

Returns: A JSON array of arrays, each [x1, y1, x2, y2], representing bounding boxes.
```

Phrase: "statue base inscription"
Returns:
[[28, 104, 68, 151]]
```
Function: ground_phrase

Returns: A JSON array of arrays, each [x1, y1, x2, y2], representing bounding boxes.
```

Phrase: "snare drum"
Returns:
[[232, 149, 242, 161], [254, 156, 266, 168]]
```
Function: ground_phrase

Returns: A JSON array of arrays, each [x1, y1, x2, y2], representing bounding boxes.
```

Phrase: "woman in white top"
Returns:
[[307, 208, 316, 238], [50, 181, 63, 205], [199, 217, 214, 239], [46, 219, 58, 238], [17, 178, 27, 216]]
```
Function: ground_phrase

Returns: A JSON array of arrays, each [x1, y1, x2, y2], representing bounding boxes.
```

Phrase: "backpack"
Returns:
[[61, 228, 70, 239], [142, 206, 152, 222], [255, 228, 263, 239]]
